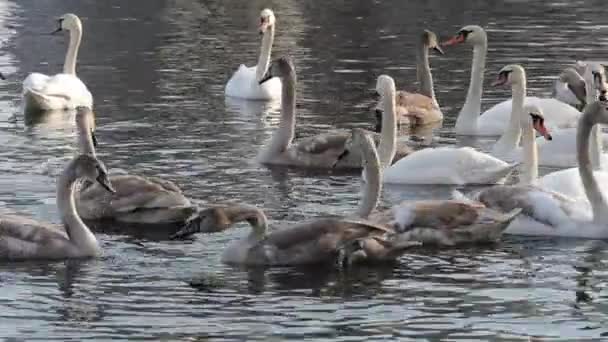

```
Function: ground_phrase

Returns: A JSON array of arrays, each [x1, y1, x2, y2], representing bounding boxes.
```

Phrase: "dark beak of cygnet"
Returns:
[[332, 149, 350, 168], [600, 90, 607, 102], [259, 72, 273, 85]]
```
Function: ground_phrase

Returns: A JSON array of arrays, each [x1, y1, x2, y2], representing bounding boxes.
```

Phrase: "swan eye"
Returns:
[[530, 113, 543, 123], [459, 29, 472, 39]]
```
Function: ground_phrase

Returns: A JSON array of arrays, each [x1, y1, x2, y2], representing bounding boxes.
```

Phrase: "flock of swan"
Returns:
[[2, 10, 608, 266]]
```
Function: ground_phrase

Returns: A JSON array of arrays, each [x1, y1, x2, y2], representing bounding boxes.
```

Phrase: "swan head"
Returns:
[[376, 74, 396, 98], [492, 64, 525, 87], [75, 106, 97, 147], [442, 25, 486, 47], [52, 13, 82, 34], [422, 30, 444, 55], [523, 104, 552, 140], [259, 56, 294, 84], [259, 8, 276, 34], [334, 128, 376, 168], [71, 154, 115, 193], [582, 62, 608, 101], [559, 67, 586, 104], [170, 204, 268, 239]]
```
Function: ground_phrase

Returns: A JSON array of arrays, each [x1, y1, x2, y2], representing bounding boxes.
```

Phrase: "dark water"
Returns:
[[0, 0, 607, 340]]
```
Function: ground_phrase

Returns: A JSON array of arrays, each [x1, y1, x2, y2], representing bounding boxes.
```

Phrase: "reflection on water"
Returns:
[[0, 0, 607, 340]]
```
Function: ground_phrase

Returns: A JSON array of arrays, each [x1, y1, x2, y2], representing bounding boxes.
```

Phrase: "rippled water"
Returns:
[[0, 0, 607, 340]]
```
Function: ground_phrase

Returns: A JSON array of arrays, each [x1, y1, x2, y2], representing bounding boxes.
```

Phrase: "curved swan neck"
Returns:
[[56, 163, 98, 251], [377, 90, 397, 168], [416, 42, 438, 108], [455, 38, 487, 133], [63, 26, 82, 75], [255, 25, 275, 82], [494, 80, 526, 156], [266, 72, 296, 155], [519, 119, 538, 185], [357, 136, 382, 218], [241, 207, 269, 240], [577, 114, 608, 222]]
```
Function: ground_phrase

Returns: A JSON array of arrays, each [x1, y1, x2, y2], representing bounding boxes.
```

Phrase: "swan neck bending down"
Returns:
[[255, 21, 275, 82], [353, 130, 382, 218], [456, 35, 487, 133], [377, 76, 397, 168], [577, 104, 608, 222], [57, 158, 100, 253], [416, 39, 438, 108], [493, 72, 526, 156], [76, 107, 96, 156], [64, 22, 83, 75]]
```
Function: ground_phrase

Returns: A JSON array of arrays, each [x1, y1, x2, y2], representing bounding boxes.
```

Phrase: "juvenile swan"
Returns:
[[375, 30, 444, 127], [22, 13, 93, 112], [224, 8, 282, 100], [257, 56, 411, 169], [171, 129, 417, 266], [73, 107, 198, 226], [337, 129, 521, 247], [0, 154, 115, 260]]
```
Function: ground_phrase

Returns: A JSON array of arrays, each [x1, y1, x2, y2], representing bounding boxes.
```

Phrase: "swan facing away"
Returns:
[[171, 129, 417, 266], [257, 57, 411, 169], [475, 101, 608, 239], [0, 154, 115, 260], [224, 8, 282, 101], [374, 30, 444, 127], [22, 13, 93, 112], [442, 25, 581, 135], [72, 107, 199, 228]]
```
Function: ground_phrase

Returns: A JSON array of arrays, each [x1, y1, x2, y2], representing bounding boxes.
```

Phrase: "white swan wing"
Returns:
[[539, 168, 608, 202], [383, 147, 514, 185], [42, 74, 93, 107], [23, 72, 50, 93], [225, 64, 281, 100]]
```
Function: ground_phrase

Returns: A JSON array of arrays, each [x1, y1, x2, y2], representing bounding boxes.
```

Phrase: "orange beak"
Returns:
[[533, 120, 552, 141], [259, 19, 269, 35], [441, 34, 465, 46]]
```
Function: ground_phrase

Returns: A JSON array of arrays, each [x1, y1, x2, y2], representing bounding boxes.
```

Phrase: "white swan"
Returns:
[[476, 101, 608, 238], [374, 30, 443, 126], [171, 129, 413, 266], [443, 25, 581, 135], [0, 154, 115, 260], [257, 57, 411, 169], [22, 13, 93, 112], [72, 107, 198, 227], [532, 62, 608, 168], [553, 63, 587, 108], [381, 68, 541, 186], [224, 8, 281, 101]]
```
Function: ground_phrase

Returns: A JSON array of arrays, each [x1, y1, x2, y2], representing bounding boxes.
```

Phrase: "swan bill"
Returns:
[[96, 173, 115, 194], [492, 70, 511, 87], [258, 72, 273, 84]]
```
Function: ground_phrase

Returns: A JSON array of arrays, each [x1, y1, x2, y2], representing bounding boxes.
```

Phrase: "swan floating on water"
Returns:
[[224, 8, 282, 101], [0, 154, 114, 260], [442, 25, 581, 135], [22, 13, 93, 112]]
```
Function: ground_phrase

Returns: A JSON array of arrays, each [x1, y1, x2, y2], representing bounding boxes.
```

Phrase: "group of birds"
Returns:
[[2, 10, 608, 268]]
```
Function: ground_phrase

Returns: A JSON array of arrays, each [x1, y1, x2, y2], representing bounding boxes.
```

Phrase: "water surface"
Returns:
[[0, 0, 607, 340]]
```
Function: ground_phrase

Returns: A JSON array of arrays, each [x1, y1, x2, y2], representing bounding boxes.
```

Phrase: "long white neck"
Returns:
[[493, 80, 526, 157], [519, 119, 538, 186], [357, 138, 382, 218], [255, 25, 275, 82], [63, 27, 82, 75], [56, 164, 99, 253], [583, 71, 602, 170], [265, 73, 296, 155], [417, 44, 439, 108], [377, 89, 397, 168], [577, 113, 608, 222], [455, 39, 487, 133]]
